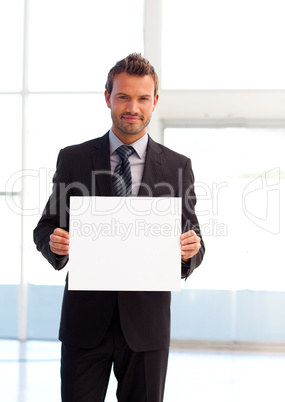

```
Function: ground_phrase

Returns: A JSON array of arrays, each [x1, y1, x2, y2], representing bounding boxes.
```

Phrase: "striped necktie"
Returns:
[[112, 145, 135, 196]]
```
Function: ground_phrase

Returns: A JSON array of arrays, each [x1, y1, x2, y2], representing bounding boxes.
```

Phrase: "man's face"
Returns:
[[105, 72, 159, 144]]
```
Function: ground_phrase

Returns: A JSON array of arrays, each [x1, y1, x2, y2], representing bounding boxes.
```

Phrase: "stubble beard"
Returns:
[[112, 112, 152, 136]]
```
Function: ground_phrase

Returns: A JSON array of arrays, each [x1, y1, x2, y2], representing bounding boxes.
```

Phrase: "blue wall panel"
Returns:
[[1, 285, 285, 342], [0, 285, 18, 338], [27, 285, 64, 340], [171, 289, 234, 340], [236, 290, 285, 342]]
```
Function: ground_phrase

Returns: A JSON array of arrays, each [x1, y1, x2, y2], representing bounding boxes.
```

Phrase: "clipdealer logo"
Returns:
[[4, 167, 282, 237]]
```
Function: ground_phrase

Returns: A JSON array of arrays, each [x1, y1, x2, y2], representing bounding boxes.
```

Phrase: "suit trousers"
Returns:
[[61, 304, 169, 402]]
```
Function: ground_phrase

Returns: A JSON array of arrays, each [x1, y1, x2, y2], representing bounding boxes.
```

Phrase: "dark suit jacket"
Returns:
[[33, 132, 205, 351]]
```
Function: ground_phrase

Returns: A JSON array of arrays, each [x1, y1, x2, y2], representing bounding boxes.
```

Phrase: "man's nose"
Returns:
[[126, 100, 139, 114]]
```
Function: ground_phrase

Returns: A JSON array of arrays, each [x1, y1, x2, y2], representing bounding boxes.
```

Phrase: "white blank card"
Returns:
[[68, 196, 181, 291]]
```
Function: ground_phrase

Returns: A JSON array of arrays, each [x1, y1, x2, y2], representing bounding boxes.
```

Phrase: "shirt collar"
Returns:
[[109, 129, 148, 159]]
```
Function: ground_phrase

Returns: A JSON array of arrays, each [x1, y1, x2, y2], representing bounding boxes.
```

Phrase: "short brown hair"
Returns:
[[105, 53, 159, 97]]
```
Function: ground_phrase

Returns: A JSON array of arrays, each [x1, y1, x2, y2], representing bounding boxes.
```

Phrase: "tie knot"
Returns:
[[116, 145, 135, 160]]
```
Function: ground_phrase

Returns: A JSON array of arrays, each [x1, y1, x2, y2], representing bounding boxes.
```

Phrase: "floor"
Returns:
[[1, 340, 285, 402]]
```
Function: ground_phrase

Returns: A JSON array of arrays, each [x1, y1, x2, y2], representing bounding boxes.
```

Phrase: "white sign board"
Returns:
[[68, 196, 181, 291]]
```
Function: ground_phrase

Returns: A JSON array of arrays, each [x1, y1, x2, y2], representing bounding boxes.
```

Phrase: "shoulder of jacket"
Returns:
[[148, 135, 190, 163], [60, 132, 109, 156]]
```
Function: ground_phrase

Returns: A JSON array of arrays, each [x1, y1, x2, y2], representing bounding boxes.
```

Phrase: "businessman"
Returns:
[[34, 53, 205, 402]]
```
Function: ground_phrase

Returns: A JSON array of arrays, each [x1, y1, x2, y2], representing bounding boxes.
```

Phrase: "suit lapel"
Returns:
[[90, 133, 164, 197], [90, 132, 114, 196], [138, 136, 164, 197]]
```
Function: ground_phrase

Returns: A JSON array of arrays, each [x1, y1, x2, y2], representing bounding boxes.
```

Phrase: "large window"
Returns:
[[0, 0, 24, 91], [162, 0, 285, 89], [1, 0, 144, 287], [28, 0, 144, 92], [0, 0, 24, 338], [1, 0, 144, 339], [1, 0, 285, 342], [25, 94, 112, 285], [164, 127, 285, 291]]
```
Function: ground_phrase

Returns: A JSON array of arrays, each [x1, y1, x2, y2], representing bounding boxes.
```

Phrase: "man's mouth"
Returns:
[[122, 114, 143, 123]]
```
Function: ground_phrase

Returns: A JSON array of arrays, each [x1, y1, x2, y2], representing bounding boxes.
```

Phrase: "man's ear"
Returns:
[[152, 94, 159, 112], [105, 90, 111, 109]]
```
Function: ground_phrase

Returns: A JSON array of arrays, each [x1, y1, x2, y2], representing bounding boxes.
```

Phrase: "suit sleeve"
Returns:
[[180, 158, 205, 279], [33, 149, 70, 270]]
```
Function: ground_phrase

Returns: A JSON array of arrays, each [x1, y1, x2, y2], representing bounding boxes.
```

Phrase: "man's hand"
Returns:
[[180, 230, 201, 263], [49, 228, 70, 256]]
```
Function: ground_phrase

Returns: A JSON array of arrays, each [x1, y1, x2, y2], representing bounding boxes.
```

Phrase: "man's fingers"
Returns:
[[50, 233, 70, 245], [180, 230, 200, 245], [180, 230, 201, 261], [49, 228, 70, 255], [182, 236, 200, 245], [180, 229, 196, 240], [49, 241, 69, 255], [49, 240, 69, 250], [50, 228, 70, 243], [181, 242, 201, 254], [182, 241, 201, 251], [53, 228, 70, 238]]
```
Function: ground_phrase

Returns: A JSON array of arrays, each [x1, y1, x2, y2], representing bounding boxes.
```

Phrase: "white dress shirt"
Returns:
[[109, 129, 148, 196]]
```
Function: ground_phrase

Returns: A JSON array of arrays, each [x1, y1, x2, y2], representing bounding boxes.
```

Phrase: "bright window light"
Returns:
[[0, 196, 21, 284], [162, 0, 285, 89], [25, 94, 112, 285], [0, 96, 22, 192], [28, 0, 144, 91], [164, 127, 285, 290], [0, 0, 24, 91]]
